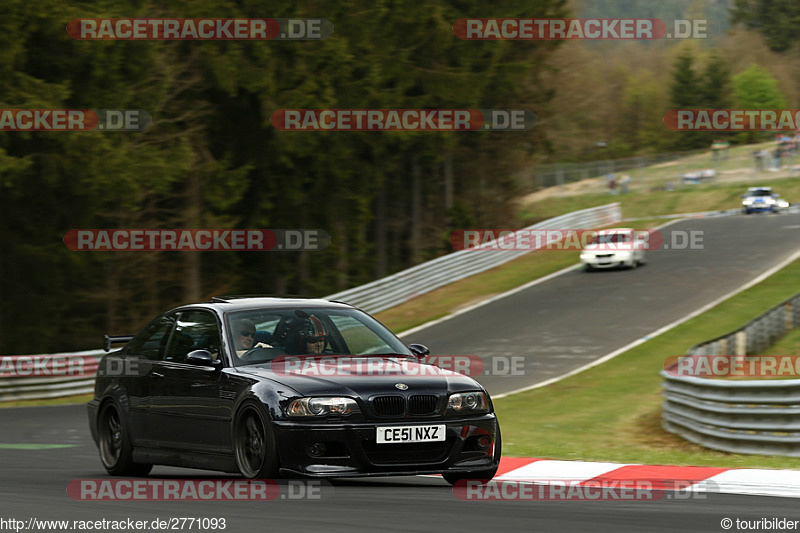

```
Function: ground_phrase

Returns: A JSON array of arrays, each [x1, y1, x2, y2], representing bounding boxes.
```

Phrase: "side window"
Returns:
[[127, 315, 176, 361], [165, 310, 221, 364]]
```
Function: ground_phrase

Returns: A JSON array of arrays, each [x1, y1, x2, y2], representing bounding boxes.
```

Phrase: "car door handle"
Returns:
[[151, 372, 164, 379]]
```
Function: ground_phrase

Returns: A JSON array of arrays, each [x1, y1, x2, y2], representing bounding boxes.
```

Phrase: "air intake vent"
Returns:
[[372, 395, 405, 416], [409, 395, 438, 415]]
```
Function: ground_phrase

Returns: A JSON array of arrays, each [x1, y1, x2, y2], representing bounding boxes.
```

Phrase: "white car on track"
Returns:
[[741, 187, 789, 214], [580, 228, 647, 271]]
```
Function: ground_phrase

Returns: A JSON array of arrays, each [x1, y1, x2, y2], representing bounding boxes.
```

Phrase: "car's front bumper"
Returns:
[[272, 414, 499, 477], [581, 254, 629, 268], [744, 204, 776, 212]]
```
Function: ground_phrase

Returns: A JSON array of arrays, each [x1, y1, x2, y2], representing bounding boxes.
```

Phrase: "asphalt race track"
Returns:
[[3, 405, 800, 533], [2, 213, 800, 532], [404, 213, 800, 396]]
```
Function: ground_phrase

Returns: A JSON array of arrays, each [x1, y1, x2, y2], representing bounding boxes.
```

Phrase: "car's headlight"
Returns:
[[446, 391, 490, 415], [742, 198, 753, 205], [287, 397, 360, 417]]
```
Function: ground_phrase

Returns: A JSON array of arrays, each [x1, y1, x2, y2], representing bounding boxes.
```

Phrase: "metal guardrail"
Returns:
[[325, 203, 622, 314], [661, 292, 800, 456], [0, 350, 103, 401], [684, 293, 800, 358]]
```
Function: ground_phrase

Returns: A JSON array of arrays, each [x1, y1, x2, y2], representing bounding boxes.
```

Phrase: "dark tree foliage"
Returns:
[[700, 52, 732, 109], [669, 48, 705, 150], [667, 47, 734, 150], [732, 0, 800, 52], [0, 0, 569, 353]]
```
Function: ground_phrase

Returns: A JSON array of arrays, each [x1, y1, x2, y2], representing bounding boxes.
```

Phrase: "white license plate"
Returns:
[[376, 424, 446, 444]]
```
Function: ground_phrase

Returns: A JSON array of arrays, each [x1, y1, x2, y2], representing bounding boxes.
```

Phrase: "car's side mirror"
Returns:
[[186, 349, 221, 367], [408, 343, 430, 361]]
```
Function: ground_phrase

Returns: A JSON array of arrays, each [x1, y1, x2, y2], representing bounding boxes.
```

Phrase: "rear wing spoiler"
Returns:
[[104, 334, 134, 352]]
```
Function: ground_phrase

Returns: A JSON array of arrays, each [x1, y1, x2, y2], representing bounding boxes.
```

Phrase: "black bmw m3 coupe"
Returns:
[[88, 297, 501, 484]]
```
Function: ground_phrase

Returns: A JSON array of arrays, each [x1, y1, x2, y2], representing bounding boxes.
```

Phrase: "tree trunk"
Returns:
[[411, 154, 422, 264], [375, 180, 387, 278], [443, 147, 453, 224], [336, 220, 349, 291], [184, 168, 202, 302]]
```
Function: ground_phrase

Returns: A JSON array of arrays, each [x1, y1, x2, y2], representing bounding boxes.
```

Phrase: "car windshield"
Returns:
[[748, 190, 772, 197], [226, 307, 411, 366], [588, 232, 631, 244]]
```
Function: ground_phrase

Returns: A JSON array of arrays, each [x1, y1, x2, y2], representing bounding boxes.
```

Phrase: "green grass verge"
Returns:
[[0, 393, 92, 408], [763, 325, 800, 356], [494, 259, 800, 469]]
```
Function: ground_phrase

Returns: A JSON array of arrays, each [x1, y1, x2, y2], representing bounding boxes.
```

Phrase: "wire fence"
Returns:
[[522, 145, 800, 196]]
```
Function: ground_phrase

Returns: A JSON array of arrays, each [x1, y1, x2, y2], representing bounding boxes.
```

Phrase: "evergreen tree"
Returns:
[[669, 47, 706, 150], [701, 52, 732, 109], [732, 0, 800, 53]]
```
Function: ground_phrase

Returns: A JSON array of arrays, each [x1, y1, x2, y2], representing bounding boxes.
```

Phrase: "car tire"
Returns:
[[584, 264, 594, 272], [442, 424, 502, 486], [234, 403, 280, 479], [97, 400, 152, 477]]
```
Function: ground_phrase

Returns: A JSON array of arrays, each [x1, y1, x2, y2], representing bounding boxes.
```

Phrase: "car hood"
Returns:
[[745, 196, 774, 202], [237, 355, 486, 397], [583, 243, 628, 252]]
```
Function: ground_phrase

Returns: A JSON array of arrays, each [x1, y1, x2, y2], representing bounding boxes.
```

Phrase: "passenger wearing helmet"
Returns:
[[283, 315, 330, 355], [300, 315, 328, 355]]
